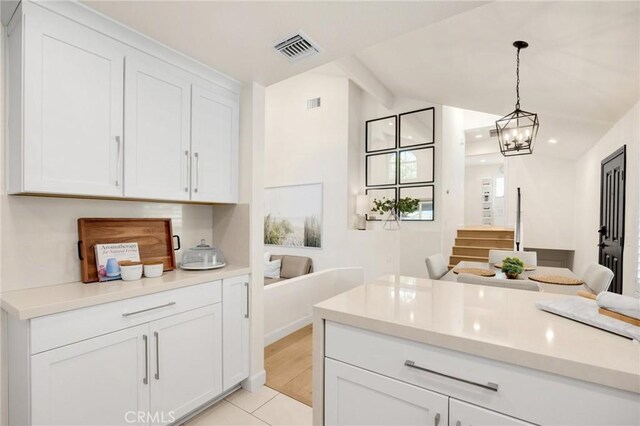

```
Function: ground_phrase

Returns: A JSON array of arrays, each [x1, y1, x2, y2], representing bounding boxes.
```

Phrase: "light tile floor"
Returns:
[[185, 386, 312, 426]]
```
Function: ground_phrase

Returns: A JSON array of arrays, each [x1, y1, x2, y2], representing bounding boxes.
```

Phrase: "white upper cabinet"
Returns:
[[6, 1, 240, 204], [191, 85, 239, 203], [9, 4, 124, 197], [124, 53, 192, 201]]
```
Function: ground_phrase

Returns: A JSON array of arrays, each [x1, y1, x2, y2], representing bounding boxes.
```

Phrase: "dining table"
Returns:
[[440, 261, 590, 295]]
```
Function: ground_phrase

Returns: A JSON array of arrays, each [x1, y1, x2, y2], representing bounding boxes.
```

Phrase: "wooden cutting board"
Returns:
[[78, 218, 178, 283]]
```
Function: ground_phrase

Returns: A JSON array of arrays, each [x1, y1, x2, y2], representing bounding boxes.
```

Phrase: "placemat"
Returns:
[[494, 262, 536, 271], [529, 275, 584, 285], [453, 268, 496, 277]]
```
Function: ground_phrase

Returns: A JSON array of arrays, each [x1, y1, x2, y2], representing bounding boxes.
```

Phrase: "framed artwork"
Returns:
[[264, 183, 322, 248], [399, 147, 434, 185], [399, 107, 434, 148], [366, 152, 397, 187], [366, 115, 397, 153], [399, 185, 434, 221], [365, 187, 397, 221]]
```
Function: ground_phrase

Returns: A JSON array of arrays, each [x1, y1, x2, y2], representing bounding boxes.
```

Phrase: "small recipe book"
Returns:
[[95, 243, 140, 282]]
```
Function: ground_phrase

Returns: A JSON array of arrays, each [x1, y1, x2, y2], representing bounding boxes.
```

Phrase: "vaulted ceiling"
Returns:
[[84, 1, 639, 160]]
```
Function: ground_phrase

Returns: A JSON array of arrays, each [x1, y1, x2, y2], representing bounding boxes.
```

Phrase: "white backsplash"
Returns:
[[1, 196, 215, 292]]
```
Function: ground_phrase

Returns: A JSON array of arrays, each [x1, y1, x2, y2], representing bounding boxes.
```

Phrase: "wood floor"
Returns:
[[264, 324, 313, 407]]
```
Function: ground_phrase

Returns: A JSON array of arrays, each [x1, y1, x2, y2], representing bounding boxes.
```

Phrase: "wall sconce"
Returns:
[[356, 194, 370, 230]]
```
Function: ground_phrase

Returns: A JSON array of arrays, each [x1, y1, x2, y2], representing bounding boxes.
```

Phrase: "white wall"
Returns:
[[505, 154, 577, 251], [440, 106, 466, 262], [465, 163, 505, 226], [264, 70, 447, 281], [239, 82, 267, 390], [574, 102, 639, 297], [0, 197, 215, 292], [264, 71, 351, 271]]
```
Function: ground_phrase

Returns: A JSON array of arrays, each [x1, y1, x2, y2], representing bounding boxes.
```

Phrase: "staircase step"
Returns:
[[457, 229, 514, 239], [455, 238, 514, 249], [452, 246, 491, 257], [449, 254, 489, 265]]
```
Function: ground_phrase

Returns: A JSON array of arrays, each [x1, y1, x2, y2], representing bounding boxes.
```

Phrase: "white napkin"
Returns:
[[596, 292, 640, 320]]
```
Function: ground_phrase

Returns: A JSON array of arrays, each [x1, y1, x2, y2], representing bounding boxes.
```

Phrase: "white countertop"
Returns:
[[1, 264, 251, 320], [313, 274, 640, 393]]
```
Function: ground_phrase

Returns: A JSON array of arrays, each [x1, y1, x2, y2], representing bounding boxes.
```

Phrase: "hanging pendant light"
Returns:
[[496, 41, 539, 157]]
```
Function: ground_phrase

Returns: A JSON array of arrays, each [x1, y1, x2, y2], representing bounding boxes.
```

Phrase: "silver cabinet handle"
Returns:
[[122, 302, 176, 317], [193, 152, 199, 193], [244, 282, 249, 318], [435, 413, 440, 426], [404, 360, 499, 392], [115, 136, 121, 186], [184, 150, 190, 193], [154, 331, 160, 380], [143, 334, 149, 385]]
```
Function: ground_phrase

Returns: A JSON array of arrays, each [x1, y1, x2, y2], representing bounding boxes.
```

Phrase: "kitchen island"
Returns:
[[312, 275, 640, 426]]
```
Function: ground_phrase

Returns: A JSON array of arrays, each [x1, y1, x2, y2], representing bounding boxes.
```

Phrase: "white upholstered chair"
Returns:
[[425, 254, 448, 280], [582, 264, 614, 294], [488, 250, 537, 266], [457, 273, 541, 292]]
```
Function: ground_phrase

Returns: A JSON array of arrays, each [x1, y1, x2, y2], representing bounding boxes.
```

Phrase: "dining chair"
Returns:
[[582, 264, 614, 294], [457, 273, 541, 292], [425, 254, 448, 280], [488, 250, 537, 266]]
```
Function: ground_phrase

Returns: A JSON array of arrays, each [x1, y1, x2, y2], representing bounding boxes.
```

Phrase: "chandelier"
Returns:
[[496, 41, 539, 157]]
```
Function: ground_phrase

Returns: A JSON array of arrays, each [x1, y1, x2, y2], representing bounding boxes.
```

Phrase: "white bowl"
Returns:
[[144, 263, 164, 278], [121, 264, 143, 281]]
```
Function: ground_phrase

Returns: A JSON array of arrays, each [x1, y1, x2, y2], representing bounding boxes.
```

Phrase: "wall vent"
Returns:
[[307, 97, 321, 109], [273, 32, 321, 62], [489, 128, 499, 138]]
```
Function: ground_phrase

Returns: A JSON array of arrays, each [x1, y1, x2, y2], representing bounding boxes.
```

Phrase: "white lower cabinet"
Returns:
[[149, 305, 222, 424], [8, 278, 250, 426], [324, 321, 640, 426], [325, 358, 448, 426], [449, 399, 534, 426], [31, 324, 150, 426], [222, 276, 250, 390]]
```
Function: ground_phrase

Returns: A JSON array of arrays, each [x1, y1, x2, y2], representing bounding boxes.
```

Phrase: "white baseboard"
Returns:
[[264, 315, 312, 346], [241, 370, 266, 392]]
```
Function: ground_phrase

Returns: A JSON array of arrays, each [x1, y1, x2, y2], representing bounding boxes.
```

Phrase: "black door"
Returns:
[[599, 145, 626, 294]]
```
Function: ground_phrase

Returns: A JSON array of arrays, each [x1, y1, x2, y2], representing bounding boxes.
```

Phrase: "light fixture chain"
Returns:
[[515, 47, 520, 110]]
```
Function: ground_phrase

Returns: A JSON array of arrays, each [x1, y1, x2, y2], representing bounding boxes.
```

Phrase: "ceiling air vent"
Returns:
[[273, 32, 321, 62], [489, 128, 499, 138]]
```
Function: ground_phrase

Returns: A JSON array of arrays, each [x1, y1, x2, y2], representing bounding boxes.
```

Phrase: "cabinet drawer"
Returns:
[[325, 321, 639, 426], [31, 281, 221, 354]]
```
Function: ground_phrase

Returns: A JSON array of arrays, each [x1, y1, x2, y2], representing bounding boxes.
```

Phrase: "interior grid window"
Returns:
[[364, 108, 435, 222]]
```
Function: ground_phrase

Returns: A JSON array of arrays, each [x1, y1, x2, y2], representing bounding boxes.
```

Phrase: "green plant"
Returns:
[[304, 214, 321, 248], [501, 257, 524, 276], [371, 197, 420, 215]]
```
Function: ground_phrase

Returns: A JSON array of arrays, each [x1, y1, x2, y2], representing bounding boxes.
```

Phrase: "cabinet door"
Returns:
[[31, 324, 150, 426], [222, 275, 250, 389], [22, 5, 124, 196], [191, 85, 239, 203], [449, 399, 535, 426], [149, 304, 222, 423], [124, 53, 191, 201], [325, 358, 448, 426]]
